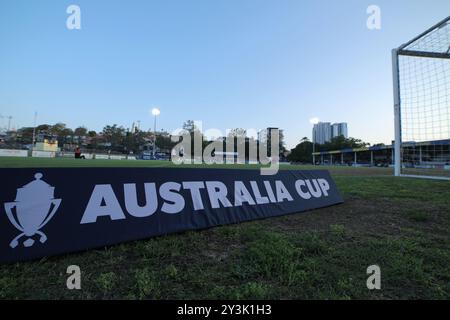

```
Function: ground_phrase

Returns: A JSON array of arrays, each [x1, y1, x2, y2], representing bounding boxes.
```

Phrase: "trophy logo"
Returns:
[[4, 173, 61, 248]]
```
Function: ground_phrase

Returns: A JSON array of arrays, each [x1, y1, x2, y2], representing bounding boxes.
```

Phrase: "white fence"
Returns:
[[32, 151, 56, 158], [0, 149, 28, 157], [58, 152, 93, 159], [94, 154, 109, 159], [0, 149, 138, 160], [109, 155, 127, 160], [94, 154, 135, 160]]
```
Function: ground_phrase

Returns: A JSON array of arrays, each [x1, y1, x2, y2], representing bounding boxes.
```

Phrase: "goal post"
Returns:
[[393, 16, 450, 180], [392, 48, 402, 177]]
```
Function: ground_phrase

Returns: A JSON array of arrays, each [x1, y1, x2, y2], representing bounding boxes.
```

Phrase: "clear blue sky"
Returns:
[[0, 0, 449, 148]]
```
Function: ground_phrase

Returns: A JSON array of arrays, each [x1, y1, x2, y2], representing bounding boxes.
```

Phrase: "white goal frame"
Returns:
[[392, 16, 450, 180]]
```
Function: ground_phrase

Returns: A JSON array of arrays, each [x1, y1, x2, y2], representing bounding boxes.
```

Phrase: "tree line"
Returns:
[[6, 120, 287, 156], [8, 122, 173, 154], [288, 135, 379, 163]]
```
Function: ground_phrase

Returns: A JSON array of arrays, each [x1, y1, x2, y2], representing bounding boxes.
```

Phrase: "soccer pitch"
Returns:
[[0, 157, 449, 299], [0, 157, 392, 175]]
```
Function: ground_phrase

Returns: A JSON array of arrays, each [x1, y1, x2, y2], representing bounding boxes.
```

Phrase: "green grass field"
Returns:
[[0, 157, 449, 299], [0, 156, 390, 172]]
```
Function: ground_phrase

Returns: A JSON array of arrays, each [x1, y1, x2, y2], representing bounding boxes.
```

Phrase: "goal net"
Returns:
[[393, 16, 450, 179]]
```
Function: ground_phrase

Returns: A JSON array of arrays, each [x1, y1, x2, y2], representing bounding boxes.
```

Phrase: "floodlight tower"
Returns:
[[7, 116, 12, 132], [32, 112, 37, 151], [151, 108, 160, 157], [310, 117, 319, 165]]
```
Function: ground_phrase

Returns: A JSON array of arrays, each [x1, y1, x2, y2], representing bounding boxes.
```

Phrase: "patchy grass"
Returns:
[[329, 224, 346, 237], [404, 210, 429, 222], [134, 268, 160, 299], [0, 160, 448, 299], [95, 272, 118, 297]]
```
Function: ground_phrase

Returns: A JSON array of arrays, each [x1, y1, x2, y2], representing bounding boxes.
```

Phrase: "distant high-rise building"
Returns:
[[313, 122, 348, 144], [312, 122, 331, 144], [331, 123, 348, 139]]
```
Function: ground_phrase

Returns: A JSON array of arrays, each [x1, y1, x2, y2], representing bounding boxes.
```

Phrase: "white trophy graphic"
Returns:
[[4, 173, 61, 248]]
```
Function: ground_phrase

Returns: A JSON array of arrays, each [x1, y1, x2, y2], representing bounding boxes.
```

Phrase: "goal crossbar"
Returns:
[[397, 16, 450, 51], [397, 50, 450, 60]]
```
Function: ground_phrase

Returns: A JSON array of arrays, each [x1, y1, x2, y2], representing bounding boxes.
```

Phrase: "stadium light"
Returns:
[[151, 108, 160, 116], [309, 117, 319, 125]]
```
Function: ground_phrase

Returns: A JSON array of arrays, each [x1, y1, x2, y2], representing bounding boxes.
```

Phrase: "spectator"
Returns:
[[74, 147, 85, 159]]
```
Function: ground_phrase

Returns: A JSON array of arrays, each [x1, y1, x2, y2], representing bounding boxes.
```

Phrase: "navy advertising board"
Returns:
[[0, 168, 343, 263]]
